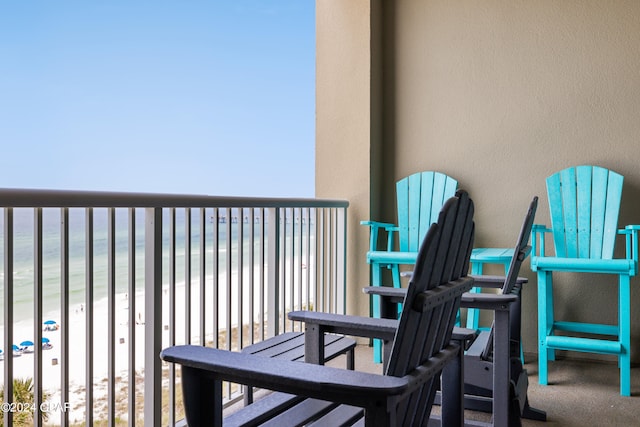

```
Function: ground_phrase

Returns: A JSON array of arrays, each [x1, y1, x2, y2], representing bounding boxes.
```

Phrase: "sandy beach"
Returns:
[[1, 291, 151, 422], [0, 269, 273, 423]]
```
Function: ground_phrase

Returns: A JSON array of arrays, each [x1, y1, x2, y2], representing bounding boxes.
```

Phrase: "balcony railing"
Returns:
[[0, 189, 348, 426]]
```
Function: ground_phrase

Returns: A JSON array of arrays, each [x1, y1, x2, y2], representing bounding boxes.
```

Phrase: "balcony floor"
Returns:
[[337, 345, 640, 426], [225, 343, 638, 425]]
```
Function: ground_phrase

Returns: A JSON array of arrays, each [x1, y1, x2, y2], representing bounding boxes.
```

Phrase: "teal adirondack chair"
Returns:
[[531, 165, 640, 396], [361, 171, 458, 362]]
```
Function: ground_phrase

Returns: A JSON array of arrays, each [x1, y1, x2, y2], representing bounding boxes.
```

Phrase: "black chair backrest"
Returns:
[[502, 196, 538, 295], [385, 189, 475, 425], [481, 196, 538, 361]]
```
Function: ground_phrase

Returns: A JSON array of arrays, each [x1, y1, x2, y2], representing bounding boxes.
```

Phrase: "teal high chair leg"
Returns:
[[619, 275, 631, 396], [372, 261, 383, 364], [537, 270, 553, 386]]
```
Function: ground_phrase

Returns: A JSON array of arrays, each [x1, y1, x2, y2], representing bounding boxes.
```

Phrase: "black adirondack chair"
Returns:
[[461, 197, 545, 425], [362, 197, 545, 426], [160, 190, 475, 427]]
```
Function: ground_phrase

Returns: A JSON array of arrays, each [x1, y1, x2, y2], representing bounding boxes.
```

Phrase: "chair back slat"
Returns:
[[547, 165, 623, 259], [396, 171, 458, 252], [602, 172, 623, 257], [576, 166, 594, 257], [502, 197, 538, 295], [386, 190, 474, 424]]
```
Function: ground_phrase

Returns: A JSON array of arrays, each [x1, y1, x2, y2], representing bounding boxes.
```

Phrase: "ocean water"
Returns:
[[0, 208, 254, 325]]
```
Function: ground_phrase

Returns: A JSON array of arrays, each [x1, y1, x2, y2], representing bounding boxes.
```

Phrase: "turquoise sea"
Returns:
[[0, 208, 253, 325]]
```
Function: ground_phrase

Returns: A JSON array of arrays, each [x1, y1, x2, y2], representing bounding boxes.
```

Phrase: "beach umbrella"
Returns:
[[42, 337, 50, 343], [20, 340, 34, 347], [43, 320, 59, 331]]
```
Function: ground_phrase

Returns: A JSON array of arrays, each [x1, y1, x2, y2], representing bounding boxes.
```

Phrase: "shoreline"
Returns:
[[0, 262, 308, 423], [0, 268, 275, 422], [1, 292, 147, 422]]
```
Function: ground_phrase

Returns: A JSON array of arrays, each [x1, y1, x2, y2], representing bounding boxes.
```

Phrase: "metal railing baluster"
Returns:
[[85, 208, 94, 426], [127, 208, 136, 427], [225, 207, 232, 399], [144, 207, 162, 427], [185, 208, 191, 345], [211, 208, 219, 349], [237, 208, 244, 349], [33, 208, 43, 427], [168, 208, 177, 427], [199, 208, 206, 347], [61, 208, 70, 427], [258, 208, 266, 342], [266, 207, 279, 338], [107, 207, 116, 426], [305, 208, 312, 313], [3, 208, 14, 427], [248, 208, 255, 345]]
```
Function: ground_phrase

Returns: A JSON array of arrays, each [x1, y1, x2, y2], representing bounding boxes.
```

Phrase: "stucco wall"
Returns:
[[315, 0, 380, 320], [316, 0, 640, 362]]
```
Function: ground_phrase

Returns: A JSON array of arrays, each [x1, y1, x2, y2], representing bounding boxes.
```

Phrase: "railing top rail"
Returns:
[[0, 188, 349, 209]]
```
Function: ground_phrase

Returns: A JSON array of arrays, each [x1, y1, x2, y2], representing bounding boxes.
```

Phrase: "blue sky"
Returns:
[[0, 1, 315, 197]]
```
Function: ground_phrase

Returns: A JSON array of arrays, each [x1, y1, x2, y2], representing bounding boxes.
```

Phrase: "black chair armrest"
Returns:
[[460, 293, 518, 310], [362, 286, 405, 301], [161, 344, 459, 407], [287, 311, 397, 341], [452, 327, 477, 342], [469, 274, 527, 288]]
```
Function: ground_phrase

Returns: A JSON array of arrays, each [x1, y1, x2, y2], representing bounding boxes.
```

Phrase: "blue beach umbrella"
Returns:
[[20, 340, 34, 347], [42, 337, 50, 343], [43, 320, 59, 331]]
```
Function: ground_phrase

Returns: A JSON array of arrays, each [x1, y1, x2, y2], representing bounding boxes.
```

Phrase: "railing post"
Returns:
[[128, 208, 137, 427], [33, 208, 43, 427], [85, 208, 94, 425], [267, 207, 280, 337], [61, 208, 70, 427], [337, 207, 347, 314], [145, 207, 163, 427], [3, 208, 14, 427]]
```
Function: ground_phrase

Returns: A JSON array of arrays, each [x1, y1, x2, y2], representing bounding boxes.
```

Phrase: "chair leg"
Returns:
[[372, 262, 383, 364], [391, 264, 402, 288], [537, 271, 552, 386], [544, 271, 556, 362], [493, 309, 511, 427], [619, 275, 631, 396], [181, 366, 223, 426], [441, 344, 464, 427]]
